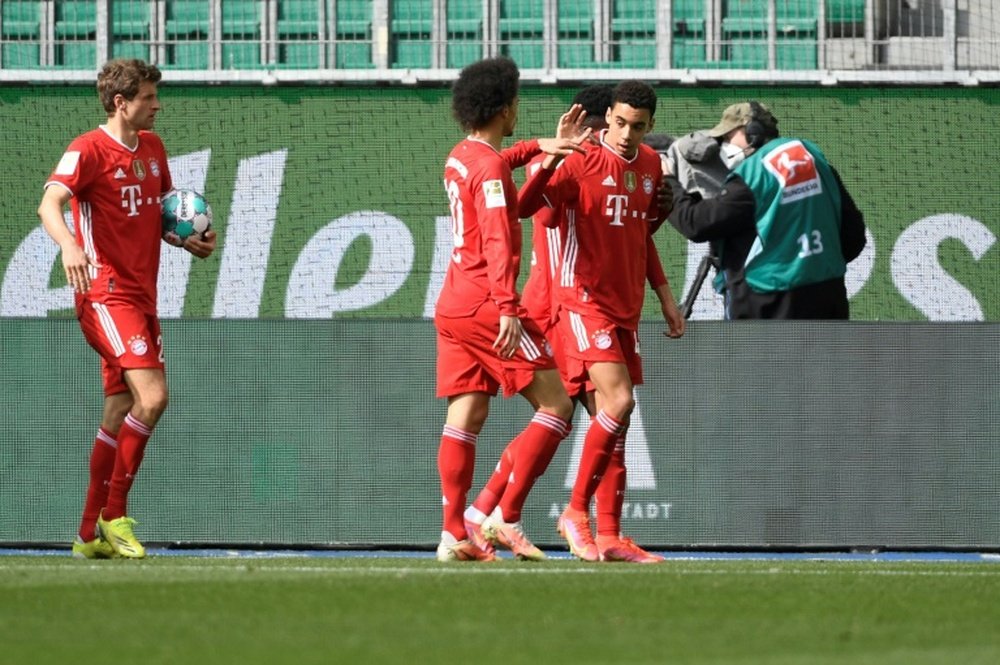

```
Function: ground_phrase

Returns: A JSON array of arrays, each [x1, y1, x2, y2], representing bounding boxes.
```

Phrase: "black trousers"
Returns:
[[724, 276, 850, 320]]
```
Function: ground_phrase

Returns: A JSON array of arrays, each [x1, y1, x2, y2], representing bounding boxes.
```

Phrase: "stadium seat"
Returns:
[[1, 1, 42, 68], [278, 0, 321, 68], [221, 0, 263, 69], [721, 0, 817, 69], [54, 0, 96, 38], [53, 1, 96, 68], [499, 0, 543, 69], [611, 0, 656, 66], [446, 1, 482, 68], [336, 0, 374, 68], [165, 1, 210, 69], [112, 1, 150, 39], [557, 0, 594, 67], [391, 0, 432, 69], [165, 0, 209, 36]]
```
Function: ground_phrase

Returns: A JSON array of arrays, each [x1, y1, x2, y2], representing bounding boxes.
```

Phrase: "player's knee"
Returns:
[[136, 387, 169, 420], [604, 392, 635, 420], [550, 394, 574, 421]]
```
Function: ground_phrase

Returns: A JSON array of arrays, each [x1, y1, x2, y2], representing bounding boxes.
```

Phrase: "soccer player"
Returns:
[[435, 56, 590, 562], [37, 59, 217, 559], [519, 81, 685, 563], [463, 85, 615, 554]]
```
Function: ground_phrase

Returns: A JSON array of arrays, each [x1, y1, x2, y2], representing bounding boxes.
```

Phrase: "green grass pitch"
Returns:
[[2, 556, 999, 664]]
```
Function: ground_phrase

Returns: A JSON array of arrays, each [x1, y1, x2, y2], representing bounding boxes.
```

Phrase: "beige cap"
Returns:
[[707, 102, 778, 138]]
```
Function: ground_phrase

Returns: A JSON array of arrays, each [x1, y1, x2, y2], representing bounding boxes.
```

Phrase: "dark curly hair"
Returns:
[[612, 80, 657, 118], [572, 85, 614, 129], [451, 57, 520, 131]]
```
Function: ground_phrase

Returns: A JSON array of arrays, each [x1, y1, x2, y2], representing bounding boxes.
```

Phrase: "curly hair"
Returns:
[[572, 85, 614, 129], [451, 57, 520, 131], [97, 59, 162, 114], [611, 80, 657, 118]]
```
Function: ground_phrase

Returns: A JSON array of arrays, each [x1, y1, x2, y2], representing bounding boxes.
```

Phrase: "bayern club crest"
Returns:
[[593, 330, 613, 350], [643, 174, 655, 194], [128, 335, 149, 356]]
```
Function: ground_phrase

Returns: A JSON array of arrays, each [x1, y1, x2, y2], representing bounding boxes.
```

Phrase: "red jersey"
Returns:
[[45, 127, 172, 314], [520, 156, 566, 328], [522, 131, 662, 329], [437, 138, 539, 319]]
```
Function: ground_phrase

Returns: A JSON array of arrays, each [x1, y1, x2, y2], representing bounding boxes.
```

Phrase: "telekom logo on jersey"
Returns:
[[120, 184, 144, 217]]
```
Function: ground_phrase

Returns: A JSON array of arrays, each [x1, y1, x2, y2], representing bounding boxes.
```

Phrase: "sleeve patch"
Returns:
[[482, 179, 506, 209], [54, 151, 81, 176]]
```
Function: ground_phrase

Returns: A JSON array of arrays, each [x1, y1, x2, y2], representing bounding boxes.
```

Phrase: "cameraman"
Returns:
[[665, 102, 866, 320]]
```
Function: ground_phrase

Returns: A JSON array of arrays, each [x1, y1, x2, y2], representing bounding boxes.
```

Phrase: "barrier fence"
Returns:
[[1, 319, 997, 548]]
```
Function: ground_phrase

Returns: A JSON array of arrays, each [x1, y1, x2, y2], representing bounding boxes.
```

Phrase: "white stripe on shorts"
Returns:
[[519, 332, 541, 361], [92, 302, 126, 357], [569, 310, 589, 352]]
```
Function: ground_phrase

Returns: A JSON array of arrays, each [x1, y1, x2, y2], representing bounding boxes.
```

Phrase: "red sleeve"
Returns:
[[45, 135, 96, 196], [474, 170, 520, 316], [518, 158, 576, 222], [501, 139, 541, 170], [645, 234, 668, 290]]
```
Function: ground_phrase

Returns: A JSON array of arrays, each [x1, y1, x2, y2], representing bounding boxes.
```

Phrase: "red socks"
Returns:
[[595, 433, 627, 537], [569, 410, 625, 513], [101, 413, 153, 521], [496, 412, 569, 523], [469, 433, 520, 520], [438, 425, 477, 541], [78, 428, 118, 541]]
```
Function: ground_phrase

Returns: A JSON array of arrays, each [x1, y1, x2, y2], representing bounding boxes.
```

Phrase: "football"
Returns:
[[161, 189, 212, 246]]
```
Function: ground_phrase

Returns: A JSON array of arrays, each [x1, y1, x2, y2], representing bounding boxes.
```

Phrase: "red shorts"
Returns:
[[77, 299, 164, 396], [555, 309, 643, 394], [526, 312, 581, 400], [435, 300, 557, 399]]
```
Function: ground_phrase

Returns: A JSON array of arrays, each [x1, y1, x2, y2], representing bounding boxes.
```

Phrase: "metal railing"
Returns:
[[0, 0, 997, 84]]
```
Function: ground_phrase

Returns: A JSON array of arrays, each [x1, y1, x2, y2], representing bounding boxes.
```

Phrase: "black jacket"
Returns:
[[666, 168, 866, 319]]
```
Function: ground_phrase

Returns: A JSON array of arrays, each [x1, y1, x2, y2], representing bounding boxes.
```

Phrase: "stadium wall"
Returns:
[[1, 319, 997, 549], [1, 85, 997, 321], [1, 85, 997, 549]]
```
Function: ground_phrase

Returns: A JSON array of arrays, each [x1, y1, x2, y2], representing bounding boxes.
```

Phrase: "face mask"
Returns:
[[720, 142, 748, 169]]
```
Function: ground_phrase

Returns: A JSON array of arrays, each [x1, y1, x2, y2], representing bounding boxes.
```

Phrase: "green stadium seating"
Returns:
[[221, 0, 262, 69], [54, 0, 95, 38], [827, 0, 865, 23], [53, 1, 95, 68], [111, 2, 151, 63], [2, 1, 42, 38], [499, 0, 543, 69], [165, 1, 210, 69], [2, 43, 41, 68], [612, 0, 656, 36], [446, 1, 482, 68], [721, 0, 817, 69], [1, 1, 42, 67], [112, 1, 150, 38], [112, 40, 150, 60], [335, 0, 373, 68], [557, 0, 594, 67], [165, 0, 209, 35], [278, 0, 321, 68], [391, 0, 432, 68], [611, 0, 655, 66]]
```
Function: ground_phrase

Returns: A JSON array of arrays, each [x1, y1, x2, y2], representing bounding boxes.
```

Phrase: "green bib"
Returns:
[[731, 137, 847, 292]]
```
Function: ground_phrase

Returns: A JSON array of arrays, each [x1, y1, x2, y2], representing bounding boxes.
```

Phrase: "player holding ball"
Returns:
[[37, 59, 216, 559]]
